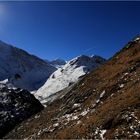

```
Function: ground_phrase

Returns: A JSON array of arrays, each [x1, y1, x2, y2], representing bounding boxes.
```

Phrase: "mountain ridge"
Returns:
[[45, 59, 66, 69]]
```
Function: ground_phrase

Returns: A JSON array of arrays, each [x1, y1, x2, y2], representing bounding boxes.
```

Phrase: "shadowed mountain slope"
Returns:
[[0, 40, 56, 91]]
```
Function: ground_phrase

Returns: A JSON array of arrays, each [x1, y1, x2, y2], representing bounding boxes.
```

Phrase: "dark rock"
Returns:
[[0, 83, 44, 138]]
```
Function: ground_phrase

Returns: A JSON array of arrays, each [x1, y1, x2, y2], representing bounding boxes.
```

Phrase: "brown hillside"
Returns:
[[5, 37, 140, 139]]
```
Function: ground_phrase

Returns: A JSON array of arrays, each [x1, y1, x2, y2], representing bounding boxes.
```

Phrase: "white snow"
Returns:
[[80, 108, 90, 116], [61, 113, 79, 122], [35, 55, 106, 103], [134, 131, 140, 137], [0, 79, 8, 84], [37, 130, 42, 136], [134, 37, 140, 41], [124, 72, 129, 76], [82, 83, 85, 86], [96, 99, 100, 104], [100, 130, 107, 140], [100, 90, 105, 98], [94, 127, 107, 140], [73, 103, 81, 108], [77, 120, 82, 124], [34, 114, 40, 119], [71, 115, 79, 120], [119, 84, 124, 88], [53, 123, 59, 127]]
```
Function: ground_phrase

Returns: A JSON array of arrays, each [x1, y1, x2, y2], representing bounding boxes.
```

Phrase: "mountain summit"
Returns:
[[0, 40, 56, 91], [35, 55, 106, 103]]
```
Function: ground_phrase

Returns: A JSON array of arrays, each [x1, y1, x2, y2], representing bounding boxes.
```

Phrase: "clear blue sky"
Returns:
[[0, 1, 140, 60]]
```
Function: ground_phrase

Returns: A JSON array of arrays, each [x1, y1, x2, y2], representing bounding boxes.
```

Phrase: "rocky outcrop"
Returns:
[[0, 83, 44, 138]]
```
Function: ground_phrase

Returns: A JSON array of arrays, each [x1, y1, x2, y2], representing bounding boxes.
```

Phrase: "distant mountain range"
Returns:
[[45, 59, 66, 68]]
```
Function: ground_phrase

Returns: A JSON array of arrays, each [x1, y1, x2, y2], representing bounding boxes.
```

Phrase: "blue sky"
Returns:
[[0, 1, 140, 60]]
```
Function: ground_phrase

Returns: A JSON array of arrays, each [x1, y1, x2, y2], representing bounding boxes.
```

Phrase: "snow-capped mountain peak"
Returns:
[[35, 55, 106, 103], [65, 55, 106, 69]]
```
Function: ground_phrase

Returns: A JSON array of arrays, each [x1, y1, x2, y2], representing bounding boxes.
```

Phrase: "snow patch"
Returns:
[[100, 130, 107, 140], [80, 108, 90, 116], [119, 84, 124, 88], [53, 123, 59, 127], [73, 103, 81, 108], [100, 90, 105, 98]]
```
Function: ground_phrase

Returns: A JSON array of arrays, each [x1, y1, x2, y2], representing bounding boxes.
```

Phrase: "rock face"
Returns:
[[35, 55, 106, 103], [4, 36, 140, 139], [0, 82, 44, 138], [0, 40, 56, 91]]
